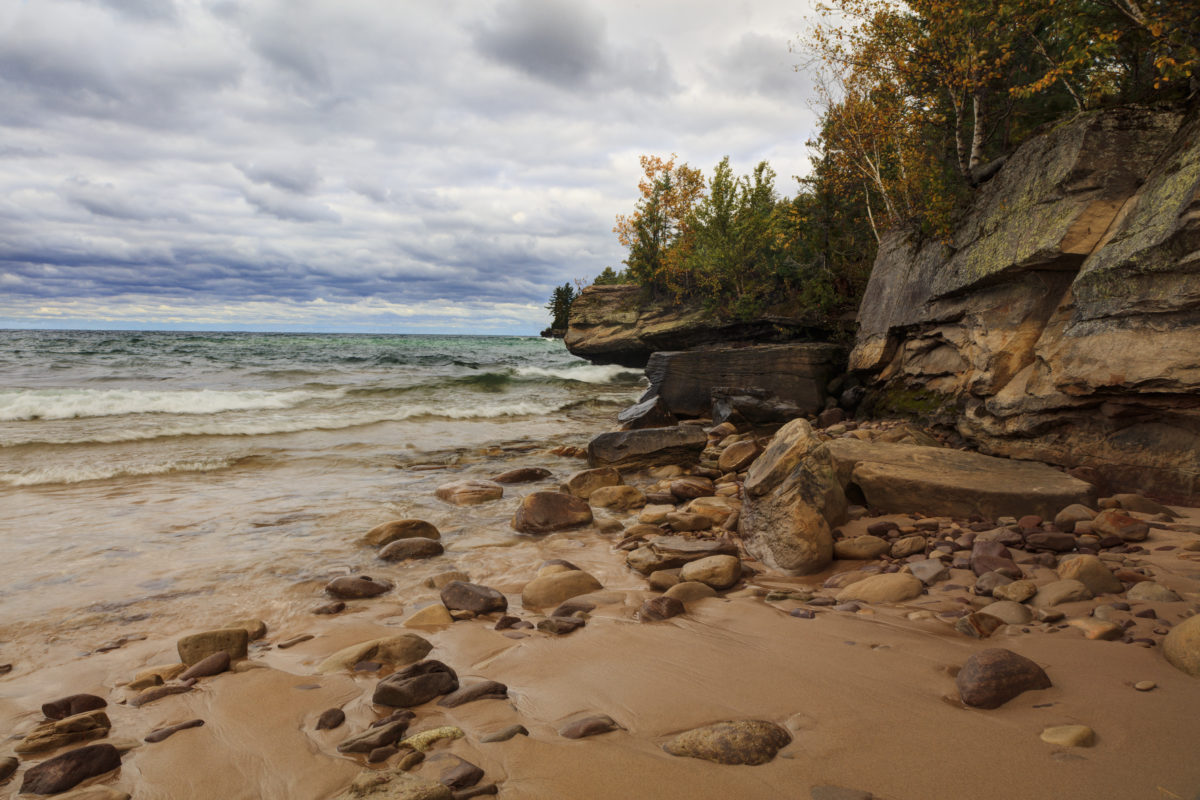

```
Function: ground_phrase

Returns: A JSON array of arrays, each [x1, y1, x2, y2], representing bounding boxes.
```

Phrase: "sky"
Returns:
[[0, 0, 824, 335]]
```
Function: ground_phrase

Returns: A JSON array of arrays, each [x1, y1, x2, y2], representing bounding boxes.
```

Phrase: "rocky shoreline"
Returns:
[[2, 408, 1198, 799]]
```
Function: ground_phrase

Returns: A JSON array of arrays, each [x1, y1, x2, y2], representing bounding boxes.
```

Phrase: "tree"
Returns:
[[613, 155, 705, 294], [544, 282, 576, 331]]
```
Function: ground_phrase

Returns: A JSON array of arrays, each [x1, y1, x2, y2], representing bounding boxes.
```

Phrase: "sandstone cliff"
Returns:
[[850, 105, 1200, 502], [563, 284, 836, 367]]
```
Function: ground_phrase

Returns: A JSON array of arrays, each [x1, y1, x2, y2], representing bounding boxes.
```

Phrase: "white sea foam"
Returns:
[[1, 456, 238, 487], [515, 364, 642, 383], [0, 388, 322, 421]]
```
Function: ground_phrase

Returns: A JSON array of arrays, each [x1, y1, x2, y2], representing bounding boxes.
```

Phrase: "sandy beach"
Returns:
[[3, 414, 1199, 800]]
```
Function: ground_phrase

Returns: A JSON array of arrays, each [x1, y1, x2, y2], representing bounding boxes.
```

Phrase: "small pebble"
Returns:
[[1134, 681, 1156, 692]]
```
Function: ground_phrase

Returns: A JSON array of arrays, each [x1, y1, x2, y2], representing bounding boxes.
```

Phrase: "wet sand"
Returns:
[[2, 435, 1199, 799]]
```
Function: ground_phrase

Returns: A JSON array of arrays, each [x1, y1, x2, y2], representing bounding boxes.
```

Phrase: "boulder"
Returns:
[[825, 439, 1095, 519], [379, 538, 444, 561], [834, 535, 891, 560], [1163, 614, 1200, 678], [434, 480, 503, 505], [848, 107, 1200, 503], [617, 395, 678, 429], [41, 694, 107, 721], [373, 661, 459, 708], [564, 467, 622, 499], [588, 485, 647, 510], [492, 467, 552, 484], [678, 555, 741, 590], [663, 720, 792, 765], [177, 628, 249, 666], [363, 519, 440, 547], [587, 426, 708, 470], [511, 491, 593, 534], [326, 576, 393, 599], [317, 634, 433, 674], [835, 573, 923, 604], [20, 744, 121, 795], [520, 570, 603, 609], [738, 419, 847, 574], [956, 648, 1052, 708], [440, 581, 507, 615], [1056, 555, 1123, 595]]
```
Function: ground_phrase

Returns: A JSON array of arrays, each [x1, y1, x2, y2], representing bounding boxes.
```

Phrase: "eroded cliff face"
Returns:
[[564, 285, 835, 367], [851, 106, 1200, 502]]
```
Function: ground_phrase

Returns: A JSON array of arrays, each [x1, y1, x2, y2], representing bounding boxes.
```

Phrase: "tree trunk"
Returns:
[[969, 88, 987, 172]]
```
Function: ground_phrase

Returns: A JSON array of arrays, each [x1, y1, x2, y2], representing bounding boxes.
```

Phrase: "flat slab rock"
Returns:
[[663, 720, 792, 765], [826, 439, 1095, 519], [20, 744, 121, 794], [587, 426, 707, 470], [332, 768, 453, 800]]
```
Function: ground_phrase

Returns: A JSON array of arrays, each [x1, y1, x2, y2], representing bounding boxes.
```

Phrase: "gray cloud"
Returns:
[[0, 0, 824, 334]]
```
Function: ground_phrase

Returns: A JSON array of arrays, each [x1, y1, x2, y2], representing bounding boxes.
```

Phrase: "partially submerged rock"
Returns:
[[177, 628, 249, 666], [587, 426, 707, 470], [435, 480, 503, 506], [511, 491, 593, 534], [363, 519, 440, 547], [317, 634, 433, 674]]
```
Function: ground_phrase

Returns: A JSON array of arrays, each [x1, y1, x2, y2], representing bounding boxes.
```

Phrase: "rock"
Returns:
[[974, 571, 1013, 597], [718, 440, 761, 472], [1112, 493, 1177, 517], [834, 535, 891, 560], [20, 744, 121, 795], [1031, 579, 1094, 608], [364, 519, 441, 547], [53, 789, 131, 800], [1054, 505, 1096, 533], [440, 581, 507, 615], [317, 634, 433, 674], [639, 504, 674, 524], [670, 476, 715, 500], [639, 596, 686, 621], [404, 604, 455, 628], [41, 694, 107, 721], [511, 491, 593, 534], [664, 581, 719, 604], [331, 768, 453, 800], [1091, 509, 1150, 541], [1163, 614, 1200, 677], [678, 555, 741, 590], [520, 570, 602, 609], [399, 726, 464, 753], [617, 395, 679, 429], [908, 559, 949, 585], [337, 715, 415, 754], [435, 480, 503, 505], [1067, 618, 1123, 640], [1040, 725, 1095, 747], [558, 714, 620, 739], [314, 601, 346, 615], [665, 511, 712, 532], [317, 708, 346, 730], [380, 538, 445, 561], [438, 757, 484, 790], [563, 467, 622, 499], [848, 107, 1200, 503], [492, 467, 551, 484], [178, 651, 231, 680], [129, 684, 193, 707], [625, 535, 738, 575], [16, 710, 111, 754], [891, 534, 927, 558], [662, 720, 791, 765], [686, 496, 737, 526], [980, 600, 1033, 625], [1057, 555, 1123, 595], [1134, 680, 1157, 691], [480, 724, 528, 743], [587, 426, 708, 470], [144, 719, 204, 743], [969, 540, 1021, 579], [1127, 582, 1181, 602], [0, 756, 16, 782], [177, 628, 249, 666], [955, 612, 1006, 639], [957, 648, 1052, 708], [373, 661, 459, 708], [588, 485, 646, 510], [1025, 532, 1076, 553], [428, 571, 470, 589], [437, 681, 508, 708], [712, 391, 805, 425], [835, 573, 923, 604], [326, 576, 393, 599], [811, 787, 875, 800], [537, 616, 586, 635], [739, 419, 847, 574], [992, 580, 1037, 603]]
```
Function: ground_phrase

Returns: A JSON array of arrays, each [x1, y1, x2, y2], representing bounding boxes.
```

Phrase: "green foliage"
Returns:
[[591, 266, 631, 285], [544, 282, 576, 330]]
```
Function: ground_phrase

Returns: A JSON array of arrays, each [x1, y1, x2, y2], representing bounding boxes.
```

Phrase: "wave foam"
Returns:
[[0, 388, 322, 421], [1, 456, 239, 487], [514, 364, 642, 383]]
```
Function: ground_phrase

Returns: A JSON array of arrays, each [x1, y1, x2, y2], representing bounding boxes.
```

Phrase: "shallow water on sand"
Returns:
[[0, 331, 642, 654]]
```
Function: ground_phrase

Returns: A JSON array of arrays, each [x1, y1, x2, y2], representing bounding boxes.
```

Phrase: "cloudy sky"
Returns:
[[0, 0, 823, 334]]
